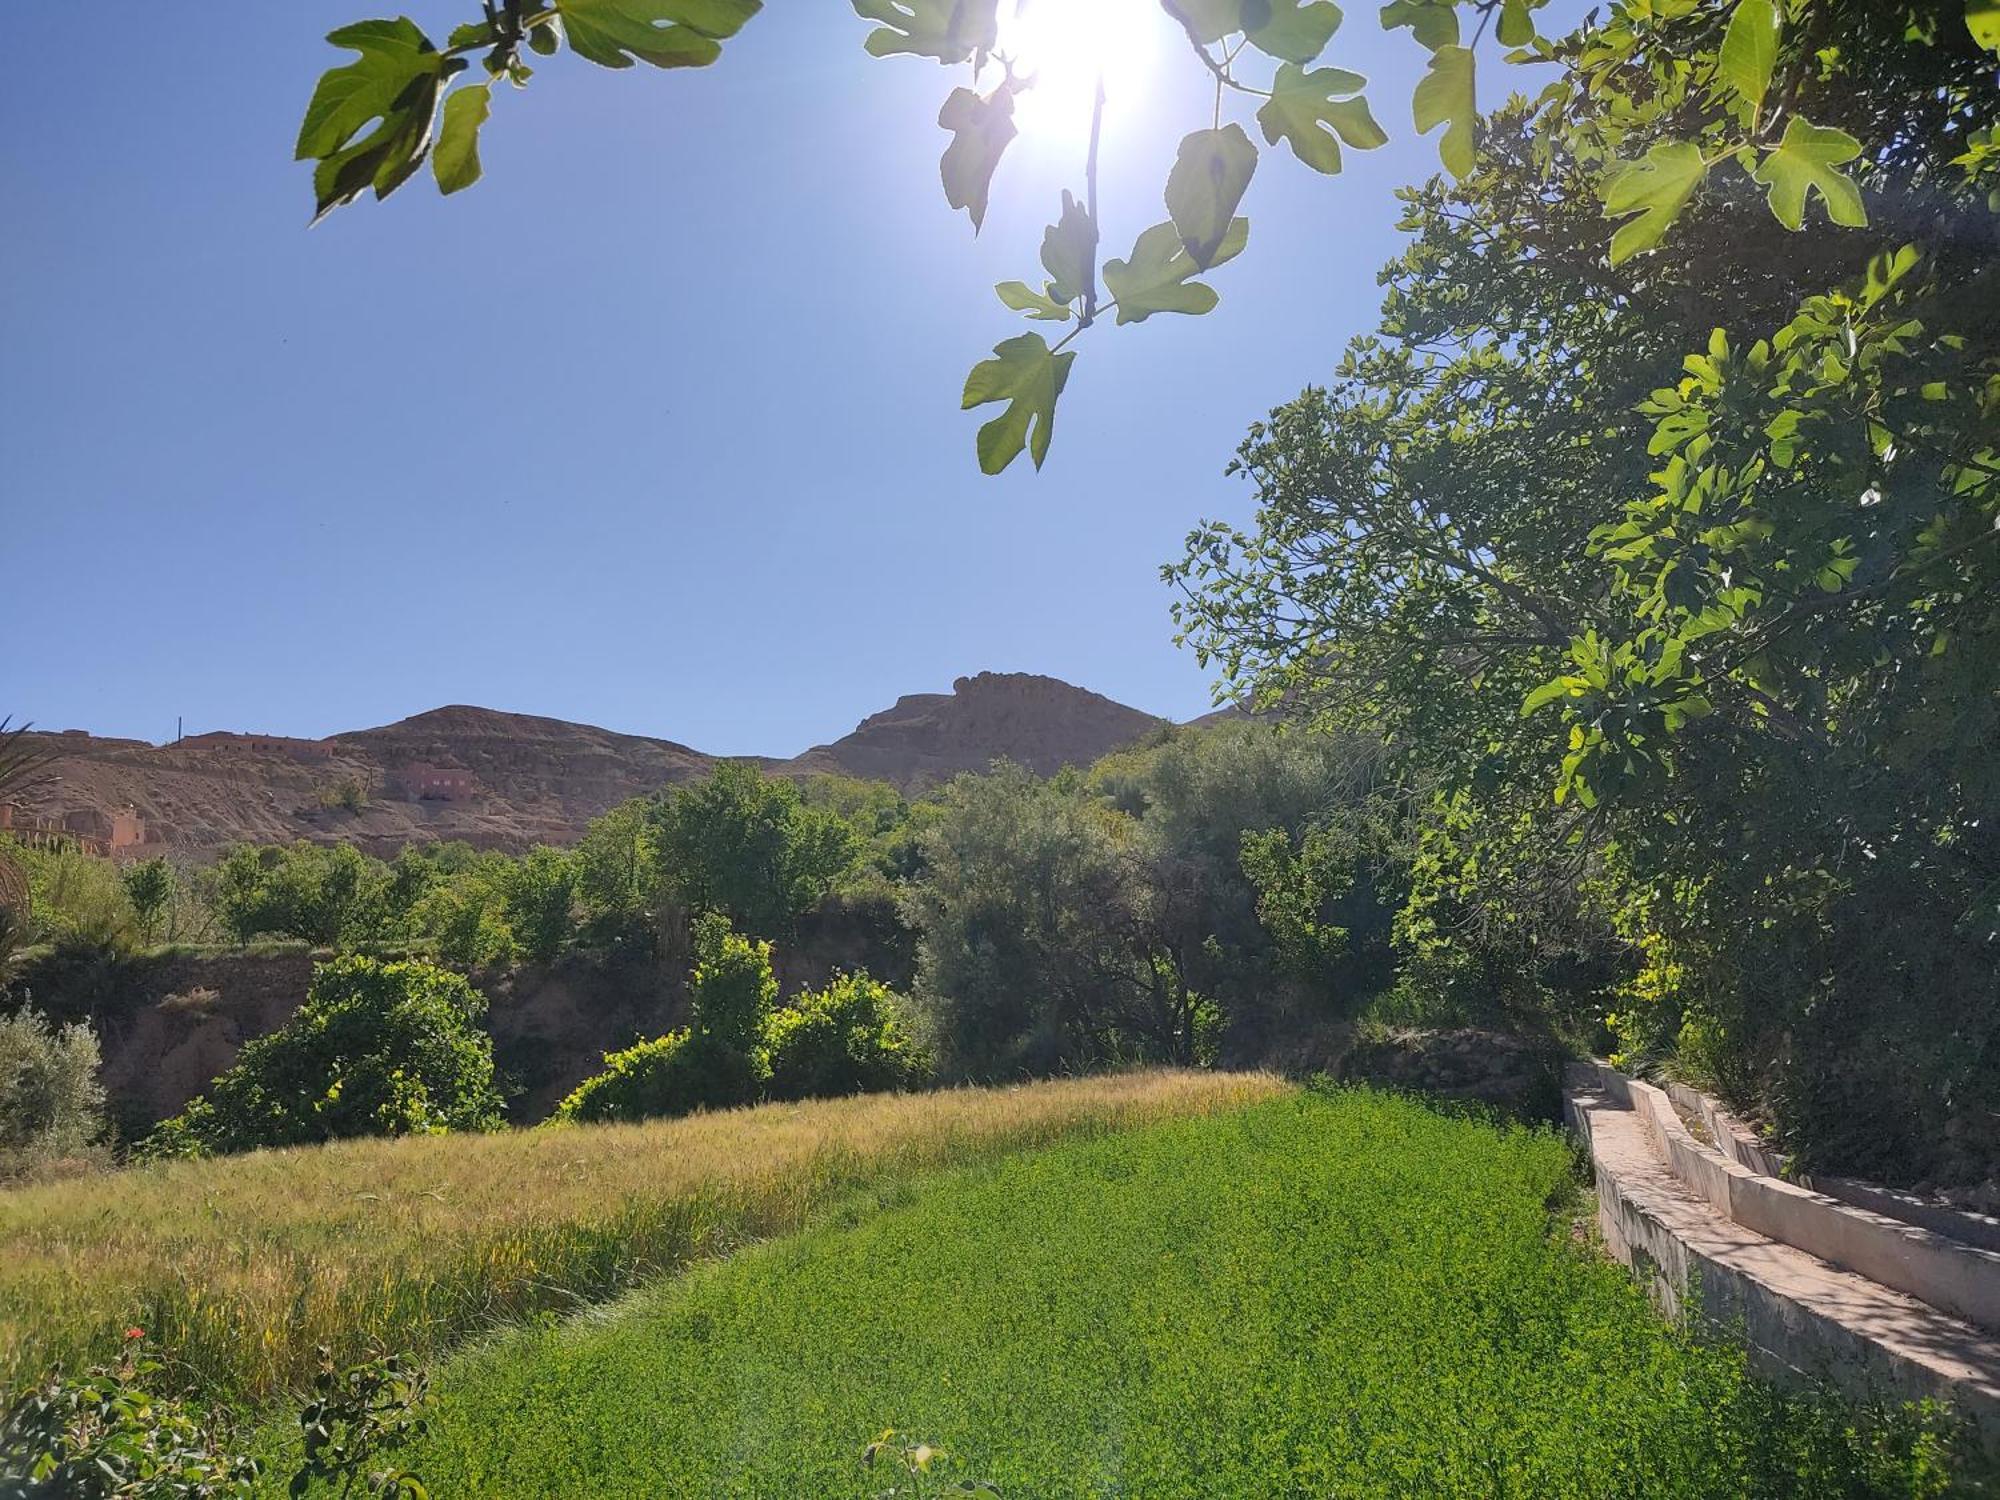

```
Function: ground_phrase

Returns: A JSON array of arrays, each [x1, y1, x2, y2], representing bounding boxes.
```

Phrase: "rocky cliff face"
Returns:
[[779, 672, 1166, 787], [11, 675, 1170, 855]]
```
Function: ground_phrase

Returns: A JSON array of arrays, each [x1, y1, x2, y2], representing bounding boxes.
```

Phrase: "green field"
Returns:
[[0, 1071, 1279, 1400], [273, 1089, 1957, 1498]]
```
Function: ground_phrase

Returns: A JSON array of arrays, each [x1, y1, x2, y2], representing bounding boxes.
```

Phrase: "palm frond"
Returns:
[[0, 718, 54, 805]]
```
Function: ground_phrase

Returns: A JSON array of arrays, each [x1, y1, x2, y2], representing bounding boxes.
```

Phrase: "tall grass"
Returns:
[[0, 1070, 1283, 1402]]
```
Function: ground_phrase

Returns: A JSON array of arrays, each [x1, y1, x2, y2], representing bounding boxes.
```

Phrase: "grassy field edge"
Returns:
[[0, 1070, 1287, 1402], [266, 1088, 1968, 1499]]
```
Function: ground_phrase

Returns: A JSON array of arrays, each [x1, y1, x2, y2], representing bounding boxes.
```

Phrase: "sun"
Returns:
[[994, 0, 1163, 141]]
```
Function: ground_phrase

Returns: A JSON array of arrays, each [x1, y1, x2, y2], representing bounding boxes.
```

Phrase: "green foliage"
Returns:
[[961, 333, 1075, 474], [10, 843, 140, 952], [901, 764, 1139, 1077], [1238, 823, 1353, 982], [292, 1348, 433, 1500], [383, 1091, 1965, 1496], [408, 869, 514, 968], [1101, 218, 1248, 325], [1716, 0, 1779, 113], [0, 1336, 259, 1498], [570, 799, 661, 950], [1602, 141, 1707, 264], [120, 862, 174, 947], [295, 19, 462, 223], [1039, 189, 1097, 306], [852, 0, 997, 63], [938, 80, 1017, 233], [903, 730, 1395, 1077], [556, 0, 761, 70], [146, 959, 502, 1157], [1173, 3, 2000, 1180], [500, 847, 576, 964], [548, 1026, 762, 1124], [1752, 118, 1867, 231], [652, 762, 858, 939], [1244, 0, 1345, 65], [685, 911, 778, 1052], [431, 81, 489, 194], [0, 1008, 106, 1183], [213, 842, 388, 948], [316, 776, 370, 814], [1164, 124, 1258, 269], [551, 914, 775, 1124], [1410, 42, 1476, 178], [294, 0, 1934, 477], [765, 972, 928, 1102], [1258, 64, 1385, 173]]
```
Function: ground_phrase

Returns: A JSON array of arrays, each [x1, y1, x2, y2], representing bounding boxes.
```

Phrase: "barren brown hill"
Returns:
[[779, 672, 1167, 786], [9, 676, 1170, 856], [8, 709, 723, 858]]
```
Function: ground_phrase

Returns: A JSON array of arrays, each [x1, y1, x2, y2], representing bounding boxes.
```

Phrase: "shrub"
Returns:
[[144, 958, 502, 1157], [0, 1008, 106, 1182], [12, 843, 138, 952], [549, 917, 775, 1125], [685, 913, 776, 1053], [765, 972, 928, 1102], [549, 1028, 763, 1125], [0, 1334, 259, 1498]]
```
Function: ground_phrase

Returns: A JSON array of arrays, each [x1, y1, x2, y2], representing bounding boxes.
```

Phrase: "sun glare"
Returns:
[[995, 0, 1162, 141]]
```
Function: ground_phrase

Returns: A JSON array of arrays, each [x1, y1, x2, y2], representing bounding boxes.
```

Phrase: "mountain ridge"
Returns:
[[9, 673, 1183, 857]]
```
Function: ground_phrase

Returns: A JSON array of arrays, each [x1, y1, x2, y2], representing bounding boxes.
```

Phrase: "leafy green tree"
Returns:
[[1172, 9, 2000, 1179], [120, 859, 174, 947], [146, 958, 503, 1156], [901, 764, 1149, 1076], [383, 844, 442, 925], [212, 842, 390, 948], [652, 763, 858, 940], [11, 843, 140, 952], [765, 971, 928, 1102], [572, 799, 660, 948], [410, 871, 517, 967], [502, 846, 577, 963]]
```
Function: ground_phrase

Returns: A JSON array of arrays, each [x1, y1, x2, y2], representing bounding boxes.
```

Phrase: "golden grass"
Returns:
[[0, 1070, 1284, 1403]]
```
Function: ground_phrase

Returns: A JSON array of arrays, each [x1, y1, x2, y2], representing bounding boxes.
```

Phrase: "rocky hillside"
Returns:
[[10, 674, 1170, 856], [778, 672, 1166, 786]]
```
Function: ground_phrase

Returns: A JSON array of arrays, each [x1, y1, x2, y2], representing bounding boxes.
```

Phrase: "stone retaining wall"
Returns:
[[1582, 1062, 2000, 1334], [1568, 1063, 2000, 1463]]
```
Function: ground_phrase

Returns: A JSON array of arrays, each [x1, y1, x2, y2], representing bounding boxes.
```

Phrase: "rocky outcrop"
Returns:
[[779, 672, 1166, 787]]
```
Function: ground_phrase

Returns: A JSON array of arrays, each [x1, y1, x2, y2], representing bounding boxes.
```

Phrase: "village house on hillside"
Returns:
[[0, 802, 147, 857]]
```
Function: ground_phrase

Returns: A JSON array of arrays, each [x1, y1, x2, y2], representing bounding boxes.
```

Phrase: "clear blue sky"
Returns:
[[2, 2, 1539, 756]]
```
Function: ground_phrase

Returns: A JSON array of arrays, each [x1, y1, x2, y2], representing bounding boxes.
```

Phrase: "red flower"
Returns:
[[124, 1327, 145, 1340]]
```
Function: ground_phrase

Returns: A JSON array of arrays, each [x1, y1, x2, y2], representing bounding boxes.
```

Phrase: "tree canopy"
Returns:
[[1170, 1, 1998, 1180], [293, 0, 1995, 473]]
